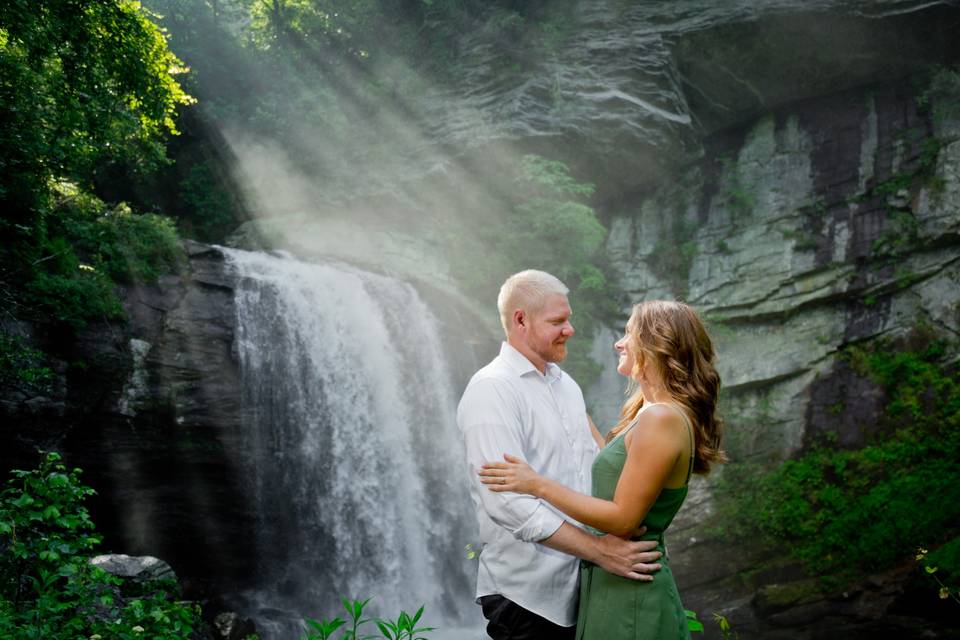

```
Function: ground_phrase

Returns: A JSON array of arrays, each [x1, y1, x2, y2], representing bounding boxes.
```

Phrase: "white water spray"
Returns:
[[222, 248, 477, 638]]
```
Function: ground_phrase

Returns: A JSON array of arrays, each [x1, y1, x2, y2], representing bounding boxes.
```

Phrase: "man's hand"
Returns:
[[538, 522, 662, 581], [590, 534, 662, 582]]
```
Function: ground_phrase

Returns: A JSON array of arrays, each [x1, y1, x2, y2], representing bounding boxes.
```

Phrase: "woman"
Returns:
[[479, 300, 725, 640]]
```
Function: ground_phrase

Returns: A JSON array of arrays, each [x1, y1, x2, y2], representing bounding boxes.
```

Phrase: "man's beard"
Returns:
[[537, 340, 567, 364]]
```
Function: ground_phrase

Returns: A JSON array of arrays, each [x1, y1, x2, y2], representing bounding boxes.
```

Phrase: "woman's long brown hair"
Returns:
[[606, 301, 726, 475]]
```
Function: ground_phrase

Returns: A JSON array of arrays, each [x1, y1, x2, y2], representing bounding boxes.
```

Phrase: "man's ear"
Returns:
[[513, 309, 526, 330]]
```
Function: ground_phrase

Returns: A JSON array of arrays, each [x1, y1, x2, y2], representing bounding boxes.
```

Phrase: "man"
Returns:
[[457, 270, 662, 640]]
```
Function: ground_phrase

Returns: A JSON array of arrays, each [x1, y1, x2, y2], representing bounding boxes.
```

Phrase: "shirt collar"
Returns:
[[500, 342, 563, 382]]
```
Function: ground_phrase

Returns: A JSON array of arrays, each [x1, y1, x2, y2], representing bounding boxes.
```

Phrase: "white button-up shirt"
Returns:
[[457, 342, 599, 626]]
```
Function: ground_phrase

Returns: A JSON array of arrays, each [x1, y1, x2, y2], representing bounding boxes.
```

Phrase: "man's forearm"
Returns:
[[538, 521, 601, 561], [538, 522, 663, 581]]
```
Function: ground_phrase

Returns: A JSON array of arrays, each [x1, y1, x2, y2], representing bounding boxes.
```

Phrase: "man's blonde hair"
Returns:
[[497, 270, 569, 336]]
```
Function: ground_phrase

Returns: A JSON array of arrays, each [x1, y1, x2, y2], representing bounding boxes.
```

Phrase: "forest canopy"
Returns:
[[0, 0, 192, 325]]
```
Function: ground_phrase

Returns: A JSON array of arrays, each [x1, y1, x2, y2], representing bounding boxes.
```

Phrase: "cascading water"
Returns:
[[222, 248, 479, 639]]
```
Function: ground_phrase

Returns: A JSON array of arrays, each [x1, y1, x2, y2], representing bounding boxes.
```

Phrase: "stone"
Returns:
[[90, 553, 177, 585], [213, 612, 257, 640]]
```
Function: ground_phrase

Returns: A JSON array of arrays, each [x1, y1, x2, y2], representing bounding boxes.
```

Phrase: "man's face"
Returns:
[[524, 293, 575, 364]]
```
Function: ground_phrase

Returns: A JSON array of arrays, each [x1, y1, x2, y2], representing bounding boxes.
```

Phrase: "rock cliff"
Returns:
[[585, 60, 960, 640], [1, 242, 257, 596]]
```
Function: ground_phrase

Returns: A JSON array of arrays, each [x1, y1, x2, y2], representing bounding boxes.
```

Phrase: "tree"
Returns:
[[0, 0, 193, 231], [0, 0, 192, 324]]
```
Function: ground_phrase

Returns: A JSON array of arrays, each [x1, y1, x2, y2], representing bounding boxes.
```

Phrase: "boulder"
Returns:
[[90, 553, 177, 586], [213, 612, 258, 640]]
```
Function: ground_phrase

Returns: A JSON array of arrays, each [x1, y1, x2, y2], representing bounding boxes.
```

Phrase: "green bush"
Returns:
[[0, 452, 201, 639], [178, 160, 237, 242], [0, 0, 190, 332], [717, 338, 960, 585], [0, 0, 192, 220], [0, 332, 55, 392], [20, 182, 183, 329], [443, 154, 617, 387]]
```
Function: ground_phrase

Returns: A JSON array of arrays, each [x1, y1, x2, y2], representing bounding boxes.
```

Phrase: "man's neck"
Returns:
[[506, 336, 548, 374]]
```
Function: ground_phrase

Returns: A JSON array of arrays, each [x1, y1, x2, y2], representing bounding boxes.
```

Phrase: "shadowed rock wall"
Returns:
[[585, 76, 960, 639], [1, 242, 257, 597]]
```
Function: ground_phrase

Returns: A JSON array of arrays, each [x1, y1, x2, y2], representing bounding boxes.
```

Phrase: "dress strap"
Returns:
[[655, 402, 696, 484]]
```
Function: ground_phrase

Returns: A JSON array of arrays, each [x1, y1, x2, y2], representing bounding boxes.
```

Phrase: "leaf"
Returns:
[[712, 613, 731, 632], [376, 621, 396, 639], [13, 493, 35, 507]]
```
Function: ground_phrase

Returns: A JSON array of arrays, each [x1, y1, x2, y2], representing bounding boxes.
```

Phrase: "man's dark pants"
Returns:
[[480, 595, 577, 640]]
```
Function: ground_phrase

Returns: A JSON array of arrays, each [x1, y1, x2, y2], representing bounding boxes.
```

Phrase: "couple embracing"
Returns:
[[457, 270, 725, 640]]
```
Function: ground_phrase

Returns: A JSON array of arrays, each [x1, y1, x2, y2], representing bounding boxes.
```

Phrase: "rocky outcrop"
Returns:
[[584, 70, 960, 639], [428, 0, 958, 195], [91, 553, 178, 585], [0, 241, 257, 598]]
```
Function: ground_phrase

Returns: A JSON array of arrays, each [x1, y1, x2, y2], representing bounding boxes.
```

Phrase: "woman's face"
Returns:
[[614, 331, 637, 378]]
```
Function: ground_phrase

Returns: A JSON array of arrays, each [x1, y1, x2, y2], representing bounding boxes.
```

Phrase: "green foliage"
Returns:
[[446, 153, 615, 387], [917, 65, 960, 126], [517, 155, 596, 199], [871, 209, 919, 257], [375, 605, 434, 640], [0, 0, 193, 218], [717, 154, 754, 218], [0, 0, 190, 332], [178, 159, 238, 242], [55, 195, 183, 285], [341, 596, 373, 640], [917, 541, 960, 605], [647, 216, 698, 298], [304, 615, 347, 640], [712, 613, 739, 639], [0, 333, 55, 393], [16, 182, 183, 329], [0, 452, 201, 639], [302, 598, 434, 640], [716, 338, 960, 586]]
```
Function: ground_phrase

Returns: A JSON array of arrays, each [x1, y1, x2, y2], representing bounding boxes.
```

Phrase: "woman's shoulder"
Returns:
[[630, 403, 689, 443]]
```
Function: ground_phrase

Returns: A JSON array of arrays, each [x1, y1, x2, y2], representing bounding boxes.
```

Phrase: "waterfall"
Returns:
[[222, 248, 478, 638]]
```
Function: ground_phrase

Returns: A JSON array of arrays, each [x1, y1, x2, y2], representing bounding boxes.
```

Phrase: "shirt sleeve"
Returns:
[[457, 376, 565, 543]]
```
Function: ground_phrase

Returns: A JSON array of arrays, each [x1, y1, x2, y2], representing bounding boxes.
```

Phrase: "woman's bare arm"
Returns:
[[480, 405, 686, 537]]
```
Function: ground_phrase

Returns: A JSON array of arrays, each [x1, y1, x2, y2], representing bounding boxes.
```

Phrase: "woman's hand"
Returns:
[[478, 454, 543, 496]]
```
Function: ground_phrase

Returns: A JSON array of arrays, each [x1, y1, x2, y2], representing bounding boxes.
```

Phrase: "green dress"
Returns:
[[576, 404, 694, 640]]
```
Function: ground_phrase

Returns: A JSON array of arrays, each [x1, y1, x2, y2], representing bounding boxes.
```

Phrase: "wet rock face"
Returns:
[[673, 7, 960, 136], [66, 242, 258, 597], [595, 80, 960, 452], [429, 0, 957, 193], [1, 241, 258, 598], [587, 70, 960, 640]]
